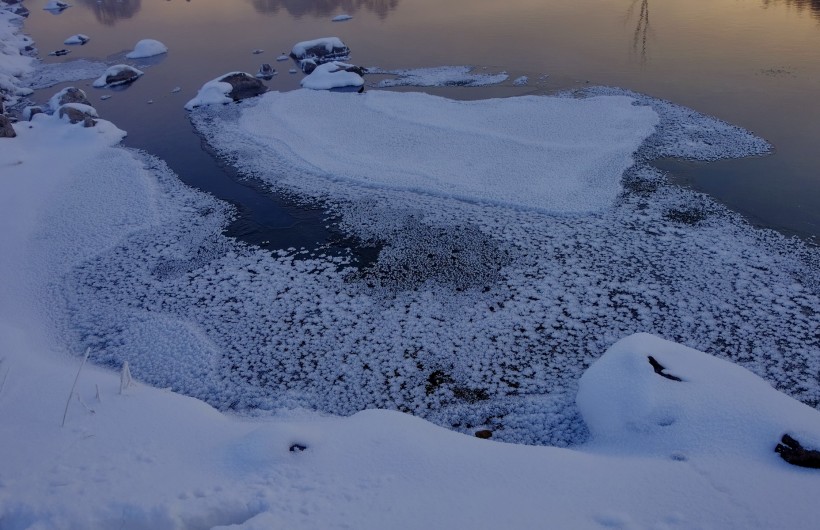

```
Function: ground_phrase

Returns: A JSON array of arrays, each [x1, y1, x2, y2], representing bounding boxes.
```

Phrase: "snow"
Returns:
[[24, 58, 108, 90], [332, 14, 353, 22], [276, 54, 289, 62], [203, 90, 658, 213], [63, 33, 89, 45], [0, 3, 35, 104], [291, 37, 347, 58], [3, 8, 820, 528], [300, 61, 364, 90], [125, 38, 168, 59], [92, 64, 144, 88], [372, 66, 509, 87], [513, 75, 528, 86]]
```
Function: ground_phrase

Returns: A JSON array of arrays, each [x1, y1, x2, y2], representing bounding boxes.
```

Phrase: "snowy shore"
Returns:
[[2, 2, 820, 528]]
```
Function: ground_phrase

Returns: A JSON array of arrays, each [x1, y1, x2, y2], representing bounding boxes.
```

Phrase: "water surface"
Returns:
[[25, 0, 820, 240]]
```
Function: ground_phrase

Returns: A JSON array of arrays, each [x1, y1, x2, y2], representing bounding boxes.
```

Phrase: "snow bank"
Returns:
[[300, 61, 364, 90], [125, 38, 168, 59], [217, 90, 658, 213], [0, 3, 35, 104], [372, 66, 509, 87]]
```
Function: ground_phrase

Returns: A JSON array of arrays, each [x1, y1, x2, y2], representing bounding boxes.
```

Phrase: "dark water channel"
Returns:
[[22, 0, 820, 244]]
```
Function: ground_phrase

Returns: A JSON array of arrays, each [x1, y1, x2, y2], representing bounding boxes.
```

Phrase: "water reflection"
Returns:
[[763, 0, 820, 19], [78, 0, 142, 26], [626, 0, 651, 64], [249, 0, 399, 19]]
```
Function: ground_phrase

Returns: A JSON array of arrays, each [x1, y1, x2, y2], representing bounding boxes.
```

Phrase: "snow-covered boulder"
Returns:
[[577, 333, 820, 462], [300, 61, 365, 91], [48, 86, 90, 110], [92, 64, 144, 88], [64, 34, 90, 45], [57, 102, 98, 126], [290, 37, 350, 72], [43, 1, 70, 12], [184, 72, 267, 110], [332, 14, 353, 22], [125, 39, 168, 59]]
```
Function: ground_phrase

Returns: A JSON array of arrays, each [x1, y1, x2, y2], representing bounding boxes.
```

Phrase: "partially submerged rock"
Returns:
[[290, 37, 350, 72], [49, 49, 70, 57], [58, 103, 98, 127], [125, 39, 168, 59], [64, 34, 90, 45], [92, 65, 144, 88], [43, 0, 70, 12], [256, 63, 276, 80], [184, 72, 268, 110]]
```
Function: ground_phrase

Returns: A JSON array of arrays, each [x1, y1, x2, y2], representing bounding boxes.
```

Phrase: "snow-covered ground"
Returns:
[[3, 3, 820, 528]]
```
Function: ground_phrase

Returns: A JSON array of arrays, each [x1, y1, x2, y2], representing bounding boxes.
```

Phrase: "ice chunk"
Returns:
[[64, 34, 90, 45], [125, 39, 168, 59], [332, 14, 353, 22]]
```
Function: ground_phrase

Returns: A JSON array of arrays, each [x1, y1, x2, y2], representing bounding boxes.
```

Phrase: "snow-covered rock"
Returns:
[[332, 14, 353, 22], [0, 2, 36, 105], [57, 102, 98, 126], [185, 72, 267, 110], [64, 33, 89, 45], [290, 37, 350, 70], [92, 64, 143, 88], [300, 61, 365, 90], [43, 0, 70, 12], [125, 38, 167, 59], [577, 333, 820, 460], [48, 86, 90, 110]]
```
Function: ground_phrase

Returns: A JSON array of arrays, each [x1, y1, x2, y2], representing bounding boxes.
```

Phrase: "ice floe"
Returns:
[[372, 65, 509, 87], [125, 38, 168, 59]]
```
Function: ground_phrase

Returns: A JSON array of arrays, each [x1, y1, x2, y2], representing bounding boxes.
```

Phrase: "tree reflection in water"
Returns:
[[763, 0, 820, 19], [626, 0, 650, 65], [249, 0, 399, 19], [77, 0, 142, 26]]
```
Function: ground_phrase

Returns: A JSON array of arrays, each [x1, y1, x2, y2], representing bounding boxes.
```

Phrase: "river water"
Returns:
[[23, 0, 820, 242]]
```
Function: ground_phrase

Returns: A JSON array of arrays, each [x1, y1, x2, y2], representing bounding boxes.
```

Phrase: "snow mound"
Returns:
[[125, 38, 168, 59], [212, 90, 657, 213], [300, 61, 364, 90], [372, 66, 509, 87], [578, 333, 820, 457], [63, 34, 89, 45]]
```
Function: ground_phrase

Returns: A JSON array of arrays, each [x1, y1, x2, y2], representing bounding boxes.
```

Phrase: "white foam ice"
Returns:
[[372, 66, 509, 87]]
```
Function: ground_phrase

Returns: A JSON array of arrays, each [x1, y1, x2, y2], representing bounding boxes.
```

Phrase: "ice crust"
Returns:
[[372, 66, 509, 87], [0, 4, 35, 104], [24, 58, 109, 90], [47, 87, 815, 446]]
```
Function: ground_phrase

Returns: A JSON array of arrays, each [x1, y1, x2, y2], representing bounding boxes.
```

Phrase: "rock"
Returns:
[[256, 63, 276, 80], [52, 87, 90, 108], [775, 434, 820, 469], [289, 443, 307, 452], [93, 65, 144, 88], [475, 429, 493, 439], [0, 115, 16, 138], [300, 61, 366, 91], [49, 49, 71, 57], [12, 4, 30, 17], [647, 356, 683, 382], [58, 103, 98, 127], [219, 72, 268, 101]]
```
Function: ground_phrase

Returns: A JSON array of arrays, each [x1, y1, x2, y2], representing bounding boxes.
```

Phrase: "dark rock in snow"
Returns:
[[475, 430, 493, 439], [219, 72, 268, 101], [0, 114, 16, 138], [289, 443, 308, 452], [49, 49, 71, 57], [648, 356, 683, 382], [24, 106, 44, 121], [776, 434, 820, 469]]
